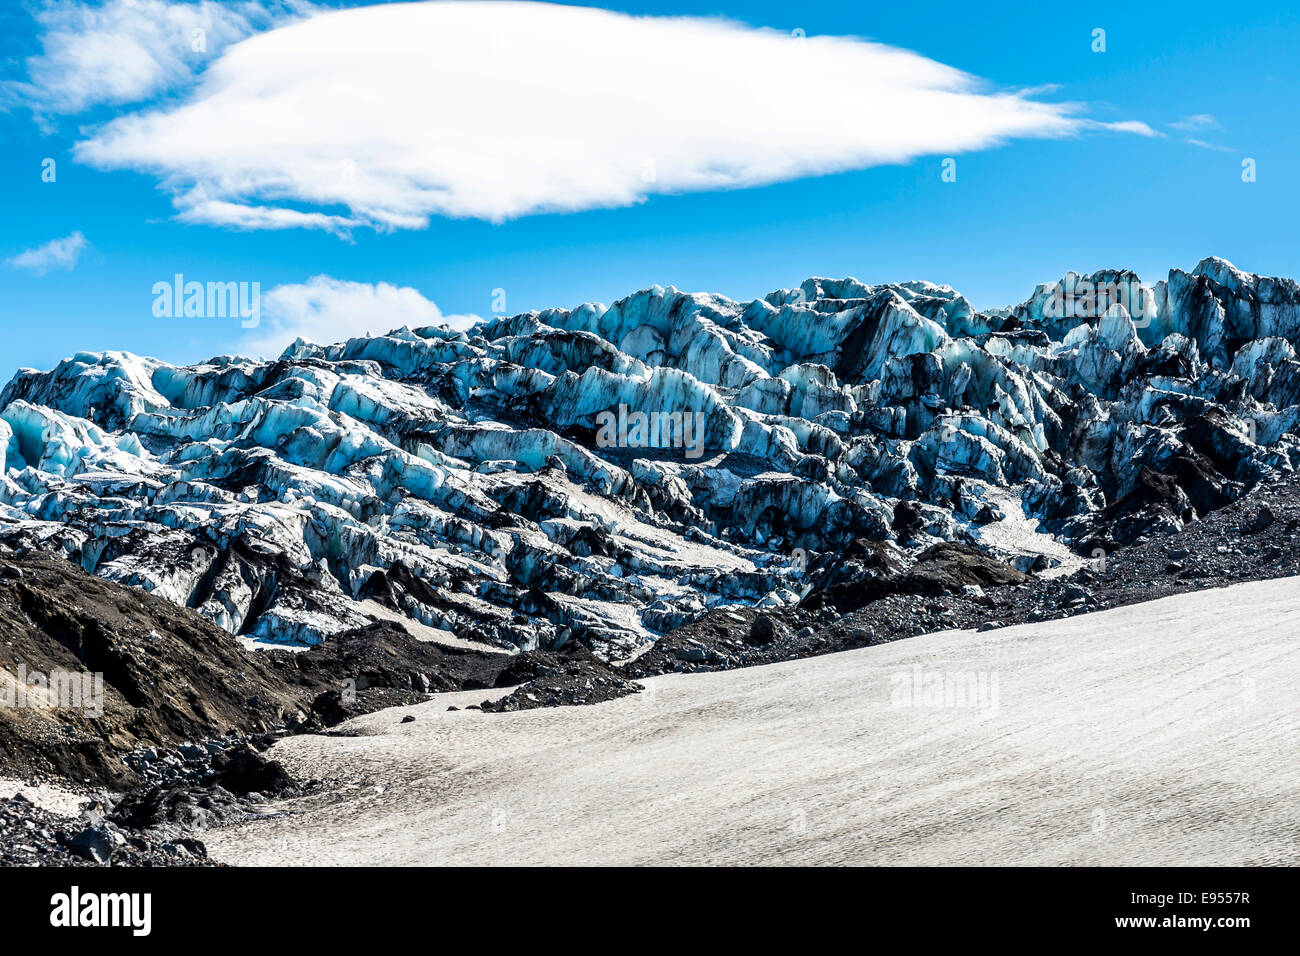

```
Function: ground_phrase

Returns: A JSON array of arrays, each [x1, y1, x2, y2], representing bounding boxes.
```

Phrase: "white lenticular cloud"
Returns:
[[5, 231, 89, 275], [4, 0, 311, 118], [76, 1, 1152, 229], [246, 275, 478, 357]]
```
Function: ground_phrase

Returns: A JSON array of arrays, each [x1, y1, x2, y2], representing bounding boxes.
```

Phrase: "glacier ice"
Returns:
[[3, 257, 1300, 657]]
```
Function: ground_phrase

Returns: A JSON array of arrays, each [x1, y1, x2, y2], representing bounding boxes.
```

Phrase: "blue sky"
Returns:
[[1, 0, 1297, 383]]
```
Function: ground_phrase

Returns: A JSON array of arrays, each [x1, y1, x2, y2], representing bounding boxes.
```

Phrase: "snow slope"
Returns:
[[208, 576, 1300, 866]]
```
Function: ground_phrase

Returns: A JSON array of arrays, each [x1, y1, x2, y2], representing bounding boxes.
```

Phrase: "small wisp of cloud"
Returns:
[[1186, 138, 1236, 153], [1167, 114, 1234, 152], [1168, 113, 1220, 132], [5, 230, 87, 275]]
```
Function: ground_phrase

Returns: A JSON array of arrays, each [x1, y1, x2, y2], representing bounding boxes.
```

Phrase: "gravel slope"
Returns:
[[208, 576, 1300, 866]]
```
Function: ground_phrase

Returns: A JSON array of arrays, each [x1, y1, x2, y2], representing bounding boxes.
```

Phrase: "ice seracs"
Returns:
[[3, 258, 1299, 656]]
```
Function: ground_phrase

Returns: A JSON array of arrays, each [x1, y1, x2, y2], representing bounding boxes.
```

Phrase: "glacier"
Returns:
[[2, 256, 1299, 657]]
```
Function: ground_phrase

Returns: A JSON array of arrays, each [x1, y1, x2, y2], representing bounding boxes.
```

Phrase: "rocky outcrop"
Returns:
[[0, 547, 306, 788]]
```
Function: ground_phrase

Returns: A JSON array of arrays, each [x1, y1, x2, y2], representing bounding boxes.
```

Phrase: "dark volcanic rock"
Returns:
[[1247, 505, 1276, 533], [490, 643, 605, 688], [810, 541, 1029, 613], [265, 620, 518, 732], [902, 542, 1030, 595], [747, 614, 788, 645], [209, 744, 297, 797], [108, 784, 249, 835], [0, 791, 215, 867], [482, 652, 643, 712], [61, 824, 116, 864]]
